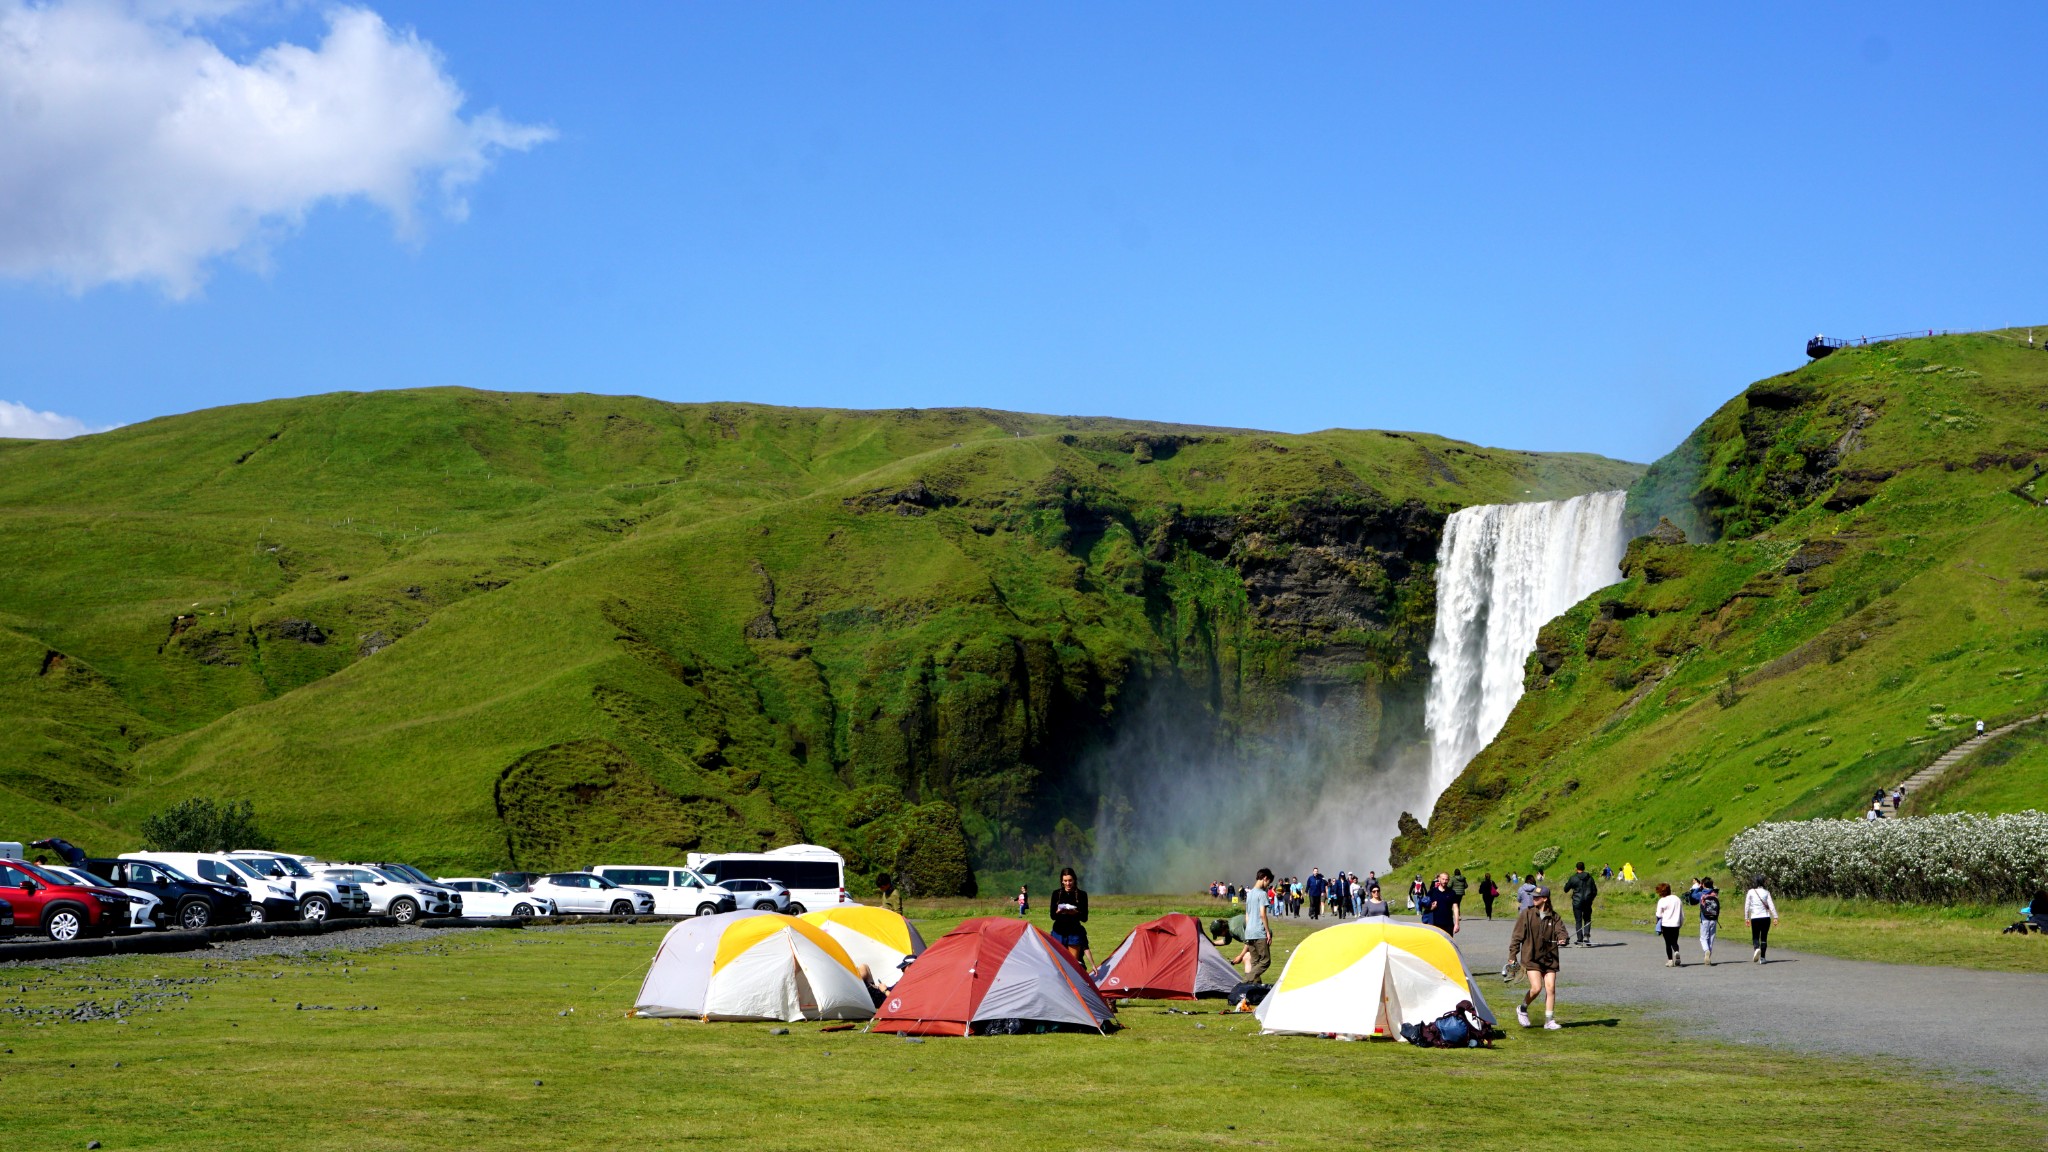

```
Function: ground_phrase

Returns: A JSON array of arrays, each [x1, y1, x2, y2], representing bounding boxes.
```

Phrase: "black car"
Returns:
[[86, 857, 253, 930]]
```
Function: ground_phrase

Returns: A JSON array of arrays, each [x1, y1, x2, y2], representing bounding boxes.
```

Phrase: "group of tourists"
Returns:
[[1651, 874, 1780, 966]]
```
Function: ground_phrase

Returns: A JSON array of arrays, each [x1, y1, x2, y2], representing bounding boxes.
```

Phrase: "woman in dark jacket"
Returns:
[[1048, 867, 1090, 963], [1479, 874, 1500, 919]]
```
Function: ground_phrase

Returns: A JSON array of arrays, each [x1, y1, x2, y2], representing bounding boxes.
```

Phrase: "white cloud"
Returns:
[[0, 1, 552, 297], [0, 399, 112, 438]]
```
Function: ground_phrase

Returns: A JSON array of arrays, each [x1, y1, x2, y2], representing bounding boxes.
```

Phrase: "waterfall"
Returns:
[[1423, 490, 1630, 802]]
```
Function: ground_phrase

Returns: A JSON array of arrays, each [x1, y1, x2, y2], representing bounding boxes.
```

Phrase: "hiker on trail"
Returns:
[[1049, 868, 1090, 963], [1654, 883, 1685, 967], [1516, 875, 1538, 912], [1424, 872, 1460, 934], [1620, 862, 1635, 883], [1563, 861, 1598, 946], [1744, 876, 1780, 963], [1508, 885, 1567, 1030], [1696, 877, 1722, 965], [1891, 786, 1905, 809], [1977, 719, 1986, 736], [1235, 868, 1274, 982], [1479, 873, 1499, 919], [1305, 868, 1326, 920], [1361, 883, 1392, 917], [1449, 869, 1468, 911], [1602, 865, 1613, 881], [1016, 886, 1029, 918]]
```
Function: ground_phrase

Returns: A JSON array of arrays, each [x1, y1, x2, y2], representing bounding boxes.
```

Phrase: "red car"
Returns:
[[0, 859, 131, 941]]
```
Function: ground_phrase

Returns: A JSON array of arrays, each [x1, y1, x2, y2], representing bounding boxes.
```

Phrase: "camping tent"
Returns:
[[1090, 912, 1239, 1000], [1255, 920, 1495, 1039], [634, 910, 874, 1022], [868, 917, 1115, 1036], [799, 906, 927, 989]]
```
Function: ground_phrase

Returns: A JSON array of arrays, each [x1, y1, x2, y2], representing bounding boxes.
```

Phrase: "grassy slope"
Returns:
[[1409, 332, 2048, 895], [0, 389, 1638, 879], [8, 906, 2040, 1151]]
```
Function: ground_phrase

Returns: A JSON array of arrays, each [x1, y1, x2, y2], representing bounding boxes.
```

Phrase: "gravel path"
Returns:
[[1446, 912, 2048, 1097]]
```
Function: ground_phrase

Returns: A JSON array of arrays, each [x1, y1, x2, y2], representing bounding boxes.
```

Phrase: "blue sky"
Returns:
[[3, 2, 2044, 462]]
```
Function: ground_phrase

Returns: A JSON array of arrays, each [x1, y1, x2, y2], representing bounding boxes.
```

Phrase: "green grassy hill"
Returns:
[[1402, 331, 2048, 884], [0, 388, 1638, 888]]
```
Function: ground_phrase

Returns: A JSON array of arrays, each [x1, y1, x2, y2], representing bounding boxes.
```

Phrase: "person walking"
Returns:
[[1508, 885, 1567, 1030], [1696, 877, 1722, 965], [1654, 882, 1684, 967], [1361, 882, 1392, 917], [1408, 875, 1425, 915], [1350, 875, 1364, 917], [1563, 861, 1598, 945], [1424, 872, 1460, 935], [1479, 873, 1499, 919], [1516, 874, 1538, 912], [1305, 868, 1325, 921], [1048, 868, 1090, 964], [1744, 875, 1780, 963], [1448, 868, 1468, 912], [1235, 868, 1275, 982], [1015, 885, 1029, 918]]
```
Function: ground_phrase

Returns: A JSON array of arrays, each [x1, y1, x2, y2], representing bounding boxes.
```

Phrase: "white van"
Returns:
[[685, 844, 851, 915], [588, 865, 736, 917]]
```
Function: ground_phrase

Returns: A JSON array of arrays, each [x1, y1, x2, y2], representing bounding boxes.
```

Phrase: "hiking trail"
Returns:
[[1878, 710, 2048, 816]]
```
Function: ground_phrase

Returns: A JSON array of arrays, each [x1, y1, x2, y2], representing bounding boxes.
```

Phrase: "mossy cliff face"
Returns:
[[0, 389, 1639, 888], [1403, 333, 2048, 882]]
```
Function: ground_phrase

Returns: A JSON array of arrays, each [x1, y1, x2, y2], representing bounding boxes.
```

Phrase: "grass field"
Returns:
[[6, 898, 2041, 1151]]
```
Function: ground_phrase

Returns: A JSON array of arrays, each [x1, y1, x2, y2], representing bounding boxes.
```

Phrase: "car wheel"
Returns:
[[695, 903, 720, 918], [787, 902, 806, 916], [299, 895, 331, 922], [512, 903, 534, 917], [179, 901, 212, 930], [753, 900, 777, 912], [45, 907, 86, 942], [247, 904, 267, 924], [390, 898, 419, 925], [610, 900, 633, 916]]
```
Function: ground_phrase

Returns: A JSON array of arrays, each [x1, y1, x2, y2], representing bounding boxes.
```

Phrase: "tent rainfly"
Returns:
[[868, 917, 1115, 1037], [634, 910, 874, 1022], [1091, 912, 1240, 1000], [1255, 920, 1496, 1039]]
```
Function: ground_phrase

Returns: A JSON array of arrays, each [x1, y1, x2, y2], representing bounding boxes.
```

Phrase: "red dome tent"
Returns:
[[1090, 912, 1240, 1000], [868, 917, 1115, 1037]]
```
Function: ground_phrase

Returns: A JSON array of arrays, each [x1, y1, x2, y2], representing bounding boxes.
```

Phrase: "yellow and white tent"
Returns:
[[634, 911, 874, 1021], [1255, 920, 1496, 1039], [798, 906, 927, 989]]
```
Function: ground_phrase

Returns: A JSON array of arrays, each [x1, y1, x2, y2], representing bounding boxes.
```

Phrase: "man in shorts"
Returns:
[[1234, 868, 1274, 982], [1508, 885, 1568, 1030]]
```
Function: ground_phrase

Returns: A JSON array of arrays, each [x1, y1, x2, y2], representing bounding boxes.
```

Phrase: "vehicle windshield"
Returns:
[[228, 859, 275, 879], [73, 869, 119, 888], [371, 867, 415, 884], [266, 857, 313, 879], [18, 861, 73, 886], [151, 862, 198, 883], [390, 864, 435, 885]]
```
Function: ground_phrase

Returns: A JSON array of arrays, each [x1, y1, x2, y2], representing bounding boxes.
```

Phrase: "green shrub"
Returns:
[[139, 798, 272, 853]]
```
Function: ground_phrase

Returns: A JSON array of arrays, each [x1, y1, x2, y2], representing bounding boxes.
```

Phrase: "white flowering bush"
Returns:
[[1725, 811, 2048, 902]]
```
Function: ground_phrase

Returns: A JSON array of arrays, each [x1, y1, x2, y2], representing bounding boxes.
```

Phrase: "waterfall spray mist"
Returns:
[[1423, 490, 1630, 801]]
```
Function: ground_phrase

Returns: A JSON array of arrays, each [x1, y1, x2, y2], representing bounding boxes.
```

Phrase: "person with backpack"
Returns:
[[1696, 877, 1722, 965], [1516, 875, 1538, 912], [1507, 885, 1567, 1030], [1562, 861, 1598, 946], [1654, 882, 1684, 967], [1478, 873, 1499, 919], [1744, 875, 1780, 963]]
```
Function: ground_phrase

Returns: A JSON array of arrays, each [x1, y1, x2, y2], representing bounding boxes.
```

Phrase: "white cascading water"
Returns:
[[1423, 490, 1631, 802]]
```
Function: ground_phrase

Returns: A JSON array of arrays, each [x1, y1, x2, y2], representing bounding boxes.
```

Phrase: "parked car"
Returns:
[[46, 865, 164, 931], [0, 858, 132, 940], [720, 877, 792, 912], [438, 878, 554, 917], [370, 863, 465, 914], [492, 871, 544, 892], [226, 853, 372, 919], [88, 857, 251, 929], [589, 865, 735, 917], [528, 873, 656, 915], [313, 865, 456, 925], [124, 853, 297, 922]]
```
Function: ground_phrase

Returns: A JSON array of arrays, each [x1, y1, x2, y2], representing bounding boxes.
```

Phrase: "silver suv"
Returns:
[[721, 878, 791, 912]]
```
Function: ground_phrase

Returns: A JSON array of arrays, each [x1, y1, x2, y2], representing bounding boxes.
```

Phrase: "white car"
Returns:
[[439, 878, 554, 917], [589, 865, 736, 916], [528, 872, 656, 915], [314, 865, 457, 924], [51, 865, 163, 931]]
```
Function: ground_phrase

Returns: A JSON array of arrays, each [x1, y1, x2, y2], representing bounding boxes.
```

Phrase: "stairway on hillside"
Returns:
[[1876, 713, 2048, 817]]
